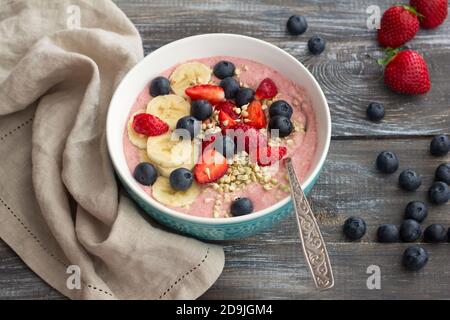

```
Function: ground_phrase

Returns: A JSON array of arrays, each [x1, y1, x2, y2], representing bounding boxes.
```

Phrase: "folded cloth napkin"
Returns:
[[0, 0, 224, 300]]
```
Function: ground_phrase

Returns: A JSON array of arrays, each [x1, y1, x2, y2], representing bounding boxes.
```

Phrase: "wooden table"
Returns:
[[1, 0, 449, 300]]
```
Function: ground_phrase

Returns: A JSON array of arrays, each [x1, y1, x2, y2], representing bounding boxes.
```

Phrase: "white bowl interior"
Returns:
[[107, 34, 331, 224]]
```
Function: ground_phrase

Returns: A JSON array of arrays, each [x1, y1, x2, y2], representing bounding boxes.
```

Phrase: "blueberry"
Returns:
[[377, 224, 399, 243], [213, 135, 235, 159], [404, 201, 428, 223], [424, 224, 447, 243], [220, 77, 240, 99], [366, 102, 385, 122], [286, 15, 308, 35], [268, 116, 294, 138], [428, 181, 450, 204], [235, 88, 255, 107], [400, 219, 422, 242], [307, 36, 326, 55], [134, 162, 158, 186], [269, 100, 293, 119], [399, 169, 422, 191], [435, 163, 450, 184], [176, 116, 201, 139], [376, 151, 399, 174], [402, 246, 428, 271], [191, 100, 213, 121], [150, 76, 170, 97], [213, 61, 235, 79], [169, 168, 194, 191], [230, 198, 254, 216], [430, 135, 450, 156], [343, 217, 366, 241]]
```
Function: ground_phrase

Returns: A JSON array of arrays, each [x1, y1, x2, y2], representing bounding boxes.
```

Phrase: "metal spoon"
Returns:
[[285, 157, 334, 290]]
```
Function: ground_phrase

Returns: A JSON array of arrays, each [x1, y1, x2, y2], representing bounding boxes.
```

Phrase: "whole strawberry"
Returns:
[[378, 5, 420, 48], [381, 49, 430, 95], [410, 0, 448, 29]]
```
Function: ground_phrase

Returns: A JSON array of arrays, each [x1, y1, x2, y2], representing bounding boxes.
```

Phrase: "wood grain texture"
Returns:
[[1, 0, 449, 300]]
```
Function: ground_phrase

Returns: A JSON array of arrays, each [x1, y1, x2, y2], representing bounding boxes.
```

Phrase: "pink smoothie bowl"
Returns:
[[106, 34, 331, 240]]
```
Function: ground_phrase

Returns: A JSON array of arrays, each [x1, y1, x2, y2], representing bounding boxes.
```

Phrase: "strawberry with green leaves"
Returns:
[[378, 5, 421, 48], [410, 0, 448, 29]]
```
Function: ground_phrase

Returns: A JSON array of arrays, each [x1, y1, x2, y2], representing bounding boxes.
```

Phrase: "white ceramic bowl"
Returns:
[[107, 33, 331, 240]]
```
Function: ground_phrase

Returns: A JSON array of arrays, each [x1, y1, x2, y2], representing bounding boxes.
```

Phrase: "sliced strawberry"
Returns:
[[245, 100, 267, 129], [215, 100, 239, 119], [224, 123, 267, 153], [255, 78, 278, 100], [194, 149, 228, 184], [218, 110, 237, 130], [185, 85, 225, 105], [133, 113, 169, 136], [202, 132, 219, 152], [256, 146, 287, 167]]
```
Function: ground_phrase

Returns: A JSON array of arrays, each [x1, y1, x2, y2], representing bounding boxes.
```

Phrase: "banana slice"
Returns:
[[152, 177, 200, 207], [146, 94, 190, 130], [147, 131, 194, 168], [169, 62, 212, 98], [127, 110, 148, 149], [155, 141, 200, 177]]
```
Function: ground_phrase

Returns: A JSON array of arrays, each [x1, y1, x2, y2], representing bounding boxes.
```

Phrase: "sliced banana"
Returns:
[[147, 131, 194, 168], [152, 177, 200, 207], [155, 141, 200, 177], [146, 94, 190, 130], [169, 62, 212, 98], [127, 110, 148, 149]]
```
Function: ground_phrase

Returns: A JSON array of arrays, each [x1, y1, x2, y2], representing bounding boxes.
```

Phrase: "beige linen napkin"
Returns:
[[0, 0, 224, 300]]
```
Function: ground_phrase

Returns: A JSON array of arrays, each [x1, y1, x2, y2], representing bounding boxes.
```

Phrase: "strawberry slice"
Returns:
[[218, 110, 237, 130], [245, 100, 267, 129], [133, 113, 169, 136], [215, 100, 239, 119], [255, 78, 278, 100], [256, 146, 287, 167], [202, 132, 219, 151], [224, 123, 267, 153], [185, 85, 225, 105], [194, 149, 228, 184]]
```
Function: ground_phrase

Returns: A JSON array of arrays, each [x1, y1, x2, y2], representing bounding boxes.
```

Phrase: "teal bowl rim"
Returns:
[[107, 33, 331, 227]]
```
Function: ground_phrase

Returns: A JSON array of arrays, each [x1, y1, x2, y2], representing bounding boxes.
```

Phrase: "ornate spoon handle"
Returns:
[[285, 158, 334, 290]]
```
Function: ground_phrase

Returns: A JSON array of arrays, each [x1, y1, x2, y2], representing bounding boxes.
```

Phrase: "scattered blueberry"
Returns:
[[404, 201, 428, 223], [399, 169, 422, 191], [191, 100, 213, 121], [307, 36, 326, 55], [176, 116, 201, 139], [269, 100, 293, 119], [134, 162, 158, 186], [402, 246, 428, 271], [376, 151, 399, 174], [435, 163, 450, 185], [428, 181, 450, 204], [377, 224, 399, 243], [213, 60, 235, 79], [343, 217, 367, 241], [400, 219, 422, 242], [430, 134, 450, 156], [286, 15, 308, 35], [214, 135, 236, 159], [169, 168, 194, 191], [423, 224, 447, 243], [366, 102, 385, 122], [230, 197, 254, 216], [268, 116, 294, 138], [220, 77, 240, 99], [235, 88, 255, 107], [150, 76, 171, 97]]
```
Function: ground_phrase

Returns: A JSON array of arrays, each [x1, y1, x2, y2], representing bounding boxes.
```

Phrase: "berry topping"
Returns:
[[169, 168, 194, 191], [435, 163, 450, 184], [268, 116, 293, 138], [307, 36, 326, 55], [402, 246, 428, 271], [423, 224, 447, 243], [404, 201, 428, 222], [176, 115, 201, 139], [400, 219, 422, 242], [410, 0, 448, 29], [193, 149, 228, 184], [286, 15, 308, 35], [218, 110, 237, 130], [245, 100, 267, 129], [378, 5, 420, 48], [230, 197, 254, 216], [376, 151, 399, 174], [366, 102, 385, 122], [269, 100, 293, 119], [343, 217, 367, 241], [150, 76, 171, 97], [185, 84, 225, 105], [430, 134, 450, 156], [255, 78, 278, 100], [213, 135, 236, 160], [215, 100, 239, 119], [133, 113, 169, 137], [428, 181, 450, 204], [134, 162, 158, 186], [191, 99, 213, 121], [220, 77, 240, 99], [235, 88, 255, 107], [377, 224, 400, 243], [399, 169, 422, 191], [225, 123, 267, 154], [213, 61, 236, 79], [256, 146, 287, 167]]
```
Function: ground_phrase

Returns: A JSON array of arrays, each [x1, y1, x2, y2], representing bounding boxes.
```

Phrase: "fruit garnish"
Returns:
[[377, 5, 420, 48], [215, 100, 239, 119], [410, 0, 448, 29], [255, 145, 287, 167], [193, 149, 228, 184], [218, 110, 237, 130], [132, 113, 169, 136], [245, 100, 267, 129], [202, 132, 219, 151], [379, 48, 430, 95], [224, 123, 267, 153], [185, 84, 225, 105], [255, 78, 278, 100]]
